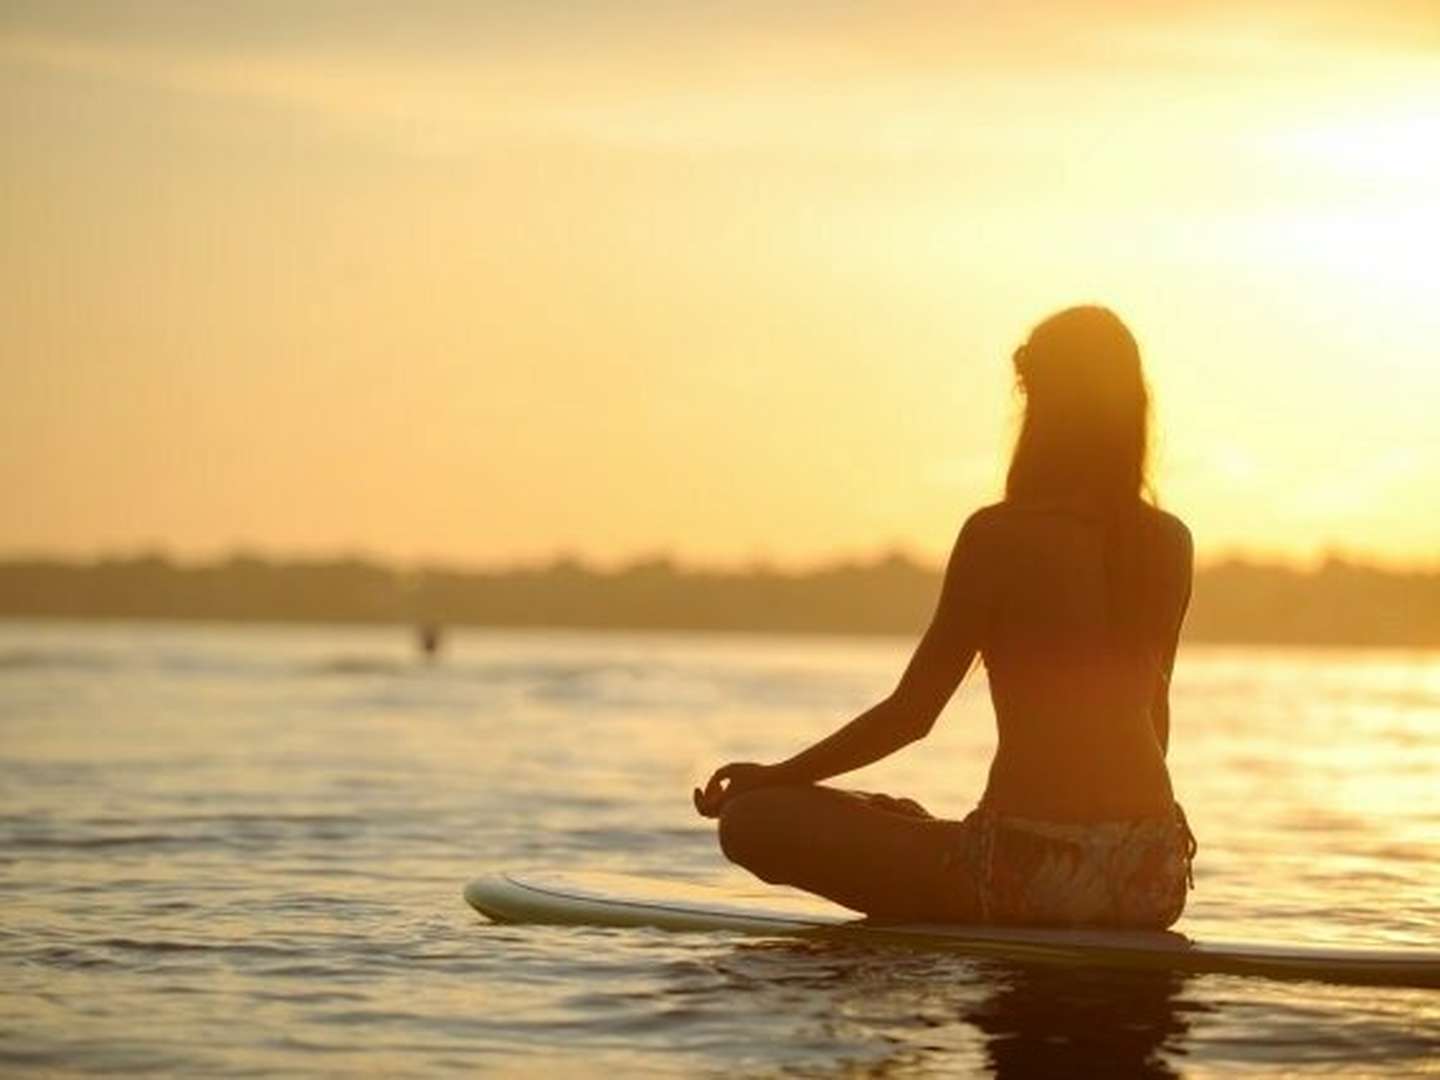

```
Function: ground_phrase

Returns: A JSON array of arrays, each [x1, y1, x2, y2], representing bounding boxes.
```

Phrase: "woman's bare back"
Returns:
[[967, 499, 1193, 821]]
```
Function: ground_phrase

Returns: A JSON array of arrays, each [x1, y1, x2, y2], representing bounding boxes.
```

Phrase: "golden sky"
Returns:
[[2, 2, 1437, 568]]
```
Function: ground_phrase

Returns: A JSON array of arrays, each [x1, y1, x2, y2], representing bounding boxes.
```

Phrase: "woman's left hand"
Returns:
[[692, 762, 778, 818]]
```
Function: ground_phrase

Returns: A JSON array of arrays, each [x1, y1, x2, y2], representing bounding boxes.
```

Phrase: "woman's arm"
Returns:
[[766, 687, 948, 788], [1150, 521, 1194, 756], [695, 513, 994, 815]]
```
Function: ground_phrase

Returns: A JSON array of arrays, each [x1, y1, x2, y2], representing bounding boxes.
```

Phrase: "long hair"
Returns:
[[1006, 306, 1152, 656]]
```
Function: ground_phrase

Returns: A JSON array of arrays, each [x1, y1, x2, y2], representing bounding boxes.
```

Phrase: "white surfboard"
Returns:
[[464, 870, 1440, 989]]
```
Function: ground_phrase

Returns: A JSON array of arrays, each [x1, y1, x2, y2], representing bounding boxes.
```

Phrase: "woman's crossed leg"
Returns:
[[717, 785, 981, 922]]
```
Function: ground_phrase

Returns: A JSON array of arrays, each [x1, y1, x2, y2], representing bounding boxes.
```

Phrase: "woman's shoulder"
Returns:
[[962, 497, 1096, 533], [964, 499, 1192, 554], [962, 501, 1010, 529], [956, 501, 1013, 546], [1140, 505, 1193, 558]]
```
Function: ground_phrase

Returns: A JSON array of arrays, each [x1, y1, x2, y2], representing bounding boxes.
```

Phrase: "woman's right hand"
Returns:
[[692, 761, 776, 818]]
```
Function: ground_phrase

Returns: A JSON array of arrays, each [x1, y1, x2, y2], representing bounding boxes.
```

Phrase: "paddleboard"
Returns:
[[464, 870, 1440, 989]]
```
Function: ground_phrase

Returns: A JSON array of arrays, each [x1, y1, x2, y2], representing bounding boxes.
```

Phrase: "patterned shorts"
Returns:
[[941, 802, 1197, 929]]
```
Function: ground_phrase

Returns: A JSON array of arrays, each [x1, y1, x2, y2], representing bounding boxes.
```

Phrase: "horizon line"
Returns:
[[2, 545, 1437, 577]]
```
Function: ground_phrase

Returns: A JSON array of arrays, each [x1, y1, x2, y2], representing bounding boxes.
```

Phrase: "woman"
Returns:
[[693, 306, 1196, 929]]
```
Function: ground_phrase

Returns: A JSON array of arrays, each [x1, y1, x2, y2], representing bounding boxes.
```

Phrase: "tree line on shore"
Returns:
[[0, 551, 1436, 647]]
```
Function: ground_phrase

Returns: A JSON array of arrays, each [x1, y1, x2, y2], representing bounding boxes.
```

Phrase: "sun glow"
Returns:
[[2, 4, 1438, 567]]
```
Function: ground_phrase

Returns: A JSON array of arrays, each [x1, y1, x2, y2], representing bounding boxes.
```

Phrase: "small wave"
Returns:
[[27, 944, 122, 970], [3, 833, 190, 851], [0, 812, 372, 854], [73, 812, 368, 828], [0, 648, 112, 672], [304, 657, 413, 677], [96, 936, 304, 959]]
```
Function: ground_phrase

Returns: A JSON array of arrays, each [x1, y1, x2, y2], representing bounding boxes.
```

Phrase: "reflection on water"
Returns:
[[1, 620, 1438, 1075], [966, 965, 1194, 1079], [672, 938, 1197, 1077]]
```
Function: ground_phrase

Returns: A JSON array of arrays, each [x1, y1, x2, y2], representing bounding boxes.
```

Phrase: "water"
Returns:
[[1, 619, 1437, 1076]]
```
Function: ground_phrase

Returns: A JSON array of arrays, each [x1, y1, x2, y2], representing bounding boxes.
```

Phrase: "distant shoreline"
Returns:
[[2, 553, 1438, 648], [4, 614, 1439, 657]]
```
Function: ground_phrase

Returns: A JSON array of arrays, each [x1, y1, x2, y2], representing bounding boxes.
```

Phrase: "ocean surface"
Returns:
[[1, 619, 1437, 1077]]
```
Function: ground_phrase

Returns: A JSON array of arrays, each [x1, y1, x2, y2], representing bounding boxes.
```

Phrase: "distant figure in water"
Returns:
[[417, 623, 443, 662], [695, 306, 1196, 928]]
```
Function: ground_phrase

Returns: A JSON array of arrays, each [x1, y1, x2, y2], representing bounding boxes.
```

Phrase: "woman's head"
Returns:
[[1007, 306, 1155, 658], [1006, 305, 1150, 507]]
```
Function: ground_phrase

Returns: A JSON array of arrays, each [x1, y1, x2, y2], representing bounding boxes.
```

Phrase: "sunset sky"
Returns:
[[3, 2, 1437, 569]]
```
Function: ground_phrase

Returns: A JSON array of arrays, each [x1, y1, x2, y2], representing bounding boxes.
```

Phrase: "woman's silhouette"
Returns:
[[695, 306, 1196, 927]]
